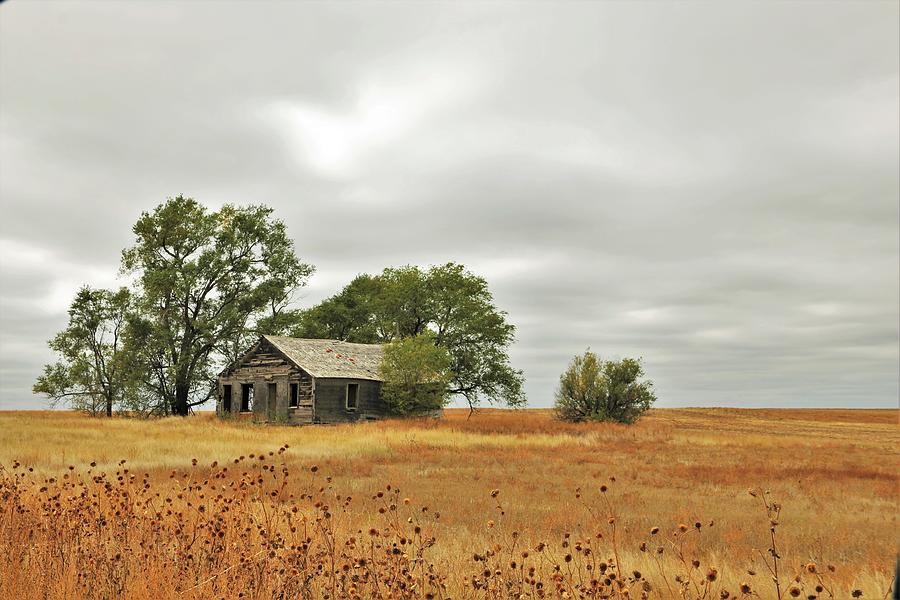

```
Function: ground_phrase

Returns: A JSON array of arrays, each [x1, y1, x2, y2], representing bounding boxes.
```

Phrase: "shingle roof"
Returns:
[[263, 335, 384, 381]]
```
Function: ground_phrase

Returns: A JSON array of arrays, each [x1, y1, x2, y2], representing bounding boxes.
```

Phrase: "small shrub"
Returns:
[[380, 333, 452, 416], [554, 350, 656, 423]]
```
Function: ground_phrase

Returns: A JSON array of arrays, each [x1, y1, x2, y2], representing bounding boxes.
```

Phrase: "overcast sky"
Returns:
[[1, 1, 897, 410]]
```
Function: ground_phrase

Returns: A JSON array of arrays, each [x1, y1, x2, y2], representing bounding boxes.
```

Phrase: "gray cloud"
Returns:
[[1, 1, 897, 410]]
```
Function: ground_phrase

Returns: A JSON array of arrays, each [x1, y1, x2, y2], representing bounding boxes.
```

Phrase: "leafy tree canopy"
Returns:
[[554, 351, 656, 424], [292, 275, 382, 343], [292, 263, 525, 412], [380, 333, 452, 416], [33, 287, 138, 416], [120, 196, 313, 415]]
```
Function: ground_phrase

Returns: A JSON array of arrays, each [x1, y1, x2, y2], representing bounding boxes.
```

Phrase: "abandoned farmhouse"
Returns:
[[217, 335, 389, 424]]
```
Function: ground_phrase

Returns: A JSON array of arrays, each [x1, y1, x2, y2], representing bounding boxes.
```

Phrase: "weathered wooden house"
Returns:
[[217, 335, 388, 424]]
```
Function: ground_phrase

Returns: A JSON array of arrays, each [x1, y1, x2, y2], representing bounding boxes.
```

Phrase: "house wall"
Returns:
[[217, 342, 314, 424], [313, 378, 387, 423]]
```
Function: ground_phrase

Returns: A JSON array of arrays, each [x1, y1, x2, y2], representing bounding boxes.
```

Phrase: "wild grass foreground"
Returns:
[[0, 408, 896, 599]]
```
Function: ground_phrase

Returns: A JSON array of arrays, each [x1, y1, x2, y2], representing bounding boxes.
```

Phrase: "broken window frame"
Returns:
[[345, 382, 359, 411]]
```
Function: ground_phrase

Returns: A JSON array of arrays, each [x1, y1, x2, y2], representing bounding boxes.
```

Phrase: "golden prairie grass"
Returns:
[[0, 408, 896, 599]]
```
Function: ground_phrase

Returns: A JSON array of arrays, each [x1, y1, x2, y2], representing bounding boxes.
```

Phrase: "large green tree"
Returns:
[[292, 262, 525, 412], [554, 351, 656, 424], [292, 275, 382, 343], [33, 287, 138, 416], [121, 196, 313, 416]]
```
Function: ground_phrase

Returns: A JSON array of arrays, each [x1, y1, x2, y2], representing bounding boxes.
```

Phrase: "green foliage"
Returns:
[[380, 333, 452, 416], [33, 287, 139, 416], [291, 275, 382, 343], [35, 196, 527, 419], [554, 351, 656, 424], [120, 195, 313, 415], [291, 262, 525, 411]]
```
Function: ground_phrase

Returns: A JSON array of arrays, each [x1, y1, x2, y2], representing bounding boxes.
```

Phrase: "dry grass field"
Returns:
[[0, 408, 897, 599]]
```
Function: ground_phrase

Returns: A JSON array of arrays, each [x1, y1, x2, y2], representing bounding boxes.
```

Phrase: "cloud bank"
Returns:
[[1, 2, 897, 409]]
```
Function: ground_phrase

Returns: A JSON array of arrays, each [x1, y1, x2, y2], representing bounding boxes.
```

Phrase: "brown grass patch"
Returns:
[[0, 408, 896, 599]]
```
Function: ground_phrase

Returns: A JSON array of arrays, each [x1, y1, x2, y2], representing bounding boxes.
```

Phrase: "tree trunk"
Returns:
[[174, 382, 190, 416], [106, 395, 113, 418], [466, 395, 477, 420]]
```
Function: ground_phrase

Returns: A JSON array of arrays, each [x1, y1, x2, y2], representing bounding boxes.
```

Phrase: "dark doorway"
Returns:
[[267, 382, 277, 420], [223, 385, 232, 413], [289, 383, 299, 408], [241, 384, 253, 412]]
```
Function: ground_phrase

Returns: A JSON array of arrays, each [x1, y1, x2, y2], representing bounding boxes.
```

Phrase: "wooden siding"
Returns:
[[313, 378, 387, 423], [218, 337, 391, 425], [218, 339, 314, 424]]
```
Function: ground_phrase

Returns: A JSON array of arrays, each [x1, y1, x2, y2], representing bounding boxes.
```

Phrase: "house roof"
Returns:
[[262, 335, 384, 381]]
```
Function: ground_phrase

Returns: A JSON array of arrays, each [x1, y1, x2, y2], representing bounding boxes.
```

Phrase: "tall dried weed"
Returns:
[[1, 448, 892, 600]]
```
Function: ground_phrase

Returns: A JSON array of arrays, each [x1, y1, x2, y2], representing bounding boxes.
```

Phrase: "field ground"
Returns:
[[1, 408, 897, 599]]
